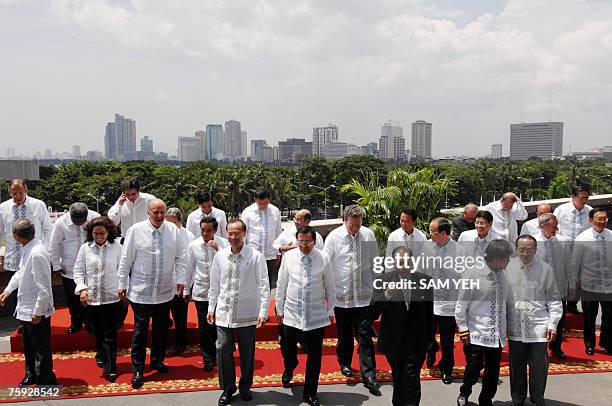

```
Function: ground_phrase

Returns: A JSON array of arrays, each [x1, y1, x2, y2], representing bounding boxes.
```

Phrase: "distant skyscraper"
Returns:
[[256, 145, 275, 162], [491, 143, 502, 159], [224, 119, 242, 158], [278, 138, 313, 162], [411, 120, 432, 159], [140, 136, 154, 153], [195, 131, 206, 160], [241, 131, 248, 159], [510, 122, 563, 160], [178, 136, 201, 162], [206, 124, 224, 160], [360, 142, 378, 156], [104, 122, 116, 159], [312, 124, 338, 156], [251, 140, 267, 159], [324, 141, 348, 161], [72, 145, 81, 160], [104, 113, 136, 160], [44, 149, 52, 159], [379, 120, 405, 160]]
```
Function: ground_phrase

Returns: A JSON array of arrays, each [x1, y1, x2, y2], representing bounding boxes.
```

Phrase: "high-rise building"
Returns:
[[104, 114, 136, 160], [411, 120, 432, 159], [509, 122, 563, 160], [379, 120, 406, 160], [256, 145, 275, 163], [206, 124, 224, 160], [72, 145, 81, 160], [178, 136, 201, 162], [324, 141, 348, 161], [104, 122, 116, 159], [491, 143, 502, 159], [360, 142, 378, 156], [224, 120, 242, 158], [140, 136, 154, 153], [312, 124, 339, 156], [251, 140, 267, 159], [241, 131, 248, 159], [195, 131, 206, 160], [278, 138, 313, 162]]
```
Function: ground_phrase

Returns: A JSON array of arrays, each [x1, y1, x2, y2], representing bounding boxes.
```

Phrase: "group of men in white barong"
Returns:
[[0, 177, 610, 406]]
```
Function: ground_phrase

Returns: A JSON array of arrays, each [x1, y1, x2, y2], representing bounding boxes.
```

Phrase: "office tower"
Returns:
[[72, 145, 81, 160], [140, 136, 154, 153], [278, 138, 313, 162], [312, 124, 339, 156], [178, 136, 201, 162], [491, 143, 502, 159], [104, 122, 116, 159], [251, 140, 267, 159], [206, 124, 224, 160], [510, 122, 563, 160], [324, 141, 348, 160], [379, 120, 406, 160], [224, 119, 242, 158], [411, 120, 432, 159], [195, 130, 206, 160], [241, 130, 247, 159]]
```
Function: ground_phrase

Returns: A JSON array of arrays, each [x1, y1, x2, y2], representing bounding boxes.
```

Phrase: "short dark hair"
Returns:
[[484, 239, 513, 262], [121, 177, 141, 192], [433, 217, 451, 235], [475, 210, 493, 224], [196, 191, 212, 204], [254, 188, 271, 200], [515, 234, 537, 248], [392, 245, 413, 258], [589, 207, 607, 219], [200, 216, 218, 230], [296, 225, 316, 241], [400, 208, 417, 222], [13, 219, 35, 240], [227, 218, 247, 232], [85, 216, 117, 243], [572, 185, 590, 196]]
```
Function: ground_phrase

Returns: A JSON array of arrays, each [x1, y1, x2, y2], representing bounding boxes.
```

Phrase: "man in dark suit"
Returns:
[[372, 246, 435, 406], [451, 204, 478, 241]]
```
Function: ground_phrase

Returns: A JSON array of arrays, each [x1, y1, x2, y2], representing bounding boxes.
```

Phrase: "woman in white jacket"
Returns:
[[73, 216, 122, 382]]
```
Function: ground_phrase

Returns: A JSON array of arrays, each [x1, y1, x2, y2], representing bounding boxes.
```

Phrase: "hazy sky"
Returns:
[[1, 0, 611, 158]]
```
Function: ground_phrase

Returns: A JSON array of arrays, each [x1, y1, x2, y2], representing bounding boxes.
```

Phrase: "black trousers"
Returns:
[[22, 316, 57, 385], [61, 276, 84, 326], [334, 306, 376, 381], [460, 343, 502, 406], [386, 350, 425, 406], [217, 325, 256, 394], [582, 290, 612, 350], [266, 259, 279, 289], [130, 300, 172, 372], [508, 341, 549, 406], [282, 325, 325, 398], [89, 302, 120, 374], [428, 315, 456, 375], [194, 300, 217, 363], [170, 295, 188, 347], [550, 301, 567, 353]]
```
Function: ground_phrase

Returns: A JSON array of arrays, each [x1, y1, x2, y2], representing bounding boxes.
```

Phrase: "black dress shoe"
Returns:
[[552, 350, 567, 360], [19, 375, 36, 386], [104, 373, 118, 383], [281, 370, 293, 387], [586, 347, 595, 356], [172, 344, 186, 356], [340, 365, 353, 377], [363, 378, 381, 396], [204, 360, 215, 372], [218, 388, 236, 406], [66, 323, 82, 335], [151, 362, 169, 373], [303, 395, 320, 406], [131, 371, 144, 389], [442, 373, 453, 385], [457, 394, 468, 406], [239, 390, 253, 401]]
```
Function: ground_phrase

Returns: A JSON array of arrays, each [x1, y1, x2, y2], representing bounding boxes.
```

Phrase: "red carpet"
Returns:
[[1, 328, 611, 402]]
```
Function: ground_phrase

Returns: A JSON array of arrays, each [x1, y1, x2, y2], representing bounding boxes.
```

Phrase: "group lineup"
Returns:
[[0, 177, 610, 406]]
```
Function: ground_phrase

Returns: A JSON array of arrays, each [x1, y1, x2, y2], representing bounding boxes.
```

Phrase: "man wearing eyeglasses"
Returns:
[[273, 209, 323, 254]]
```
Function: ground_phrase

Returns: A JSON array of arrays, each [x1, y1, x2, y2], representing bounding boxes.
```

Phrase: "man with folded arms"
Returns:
[[208, 219, 270, 406], [117, 199, 187, 389], [506, 235, 562, 406], [276, 225, 335, 406]]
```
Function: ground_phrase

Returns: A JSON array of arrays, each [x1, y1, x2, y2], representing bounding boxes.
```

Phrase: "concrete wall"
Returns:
[[0, 160, 40, 181]]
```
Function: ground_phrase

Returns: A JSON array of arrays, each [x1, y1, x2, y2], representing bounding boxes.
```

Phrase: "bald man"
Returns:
[[118, 199, 188, 388], [519, 203, 552, 237], [272, 209, 324, 254], [451, 204, 478, 241]]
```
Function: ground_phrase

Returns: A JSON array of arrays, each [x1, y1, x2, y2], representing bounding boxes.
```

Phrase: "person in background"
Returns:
[[186, 191, 227, 239], [73, 216, 122, 382], [273, 209, 323, 254], [484, 192, 528, 243], [386, 208, 427, 259], [520, 203, 552, 237], [451, 203, 478, 241], [108, 177, 156, 240]]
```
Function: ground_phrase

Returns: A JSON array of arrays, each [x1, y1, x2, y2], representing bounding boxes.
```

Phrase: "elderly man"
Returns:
[[276, 225, 335, 406], [166, 207, 195, 356], [0, 180, 51, 317], [458, 210, 499, 258], [273, 209, 323, 254], [386, 208, 427, 259], [324, 205, 380, 395], [456, 240, 514, 406], [48, 202, 99, 334], [506, 235, 562, 406], [184, 217, 229, 371], [186, 190, 227, 239], [451, 203, 478, 241], [570, 208, 612, 356], [118, 199, 187, 389], [520, 203, 552, 237], [0, 219, 56, 386], [241, 188, 282, 289], [534, 213, 573, 360], [108, 177, 156, 239], [484, 192, 528, 243], [208, 219, 270, 406]]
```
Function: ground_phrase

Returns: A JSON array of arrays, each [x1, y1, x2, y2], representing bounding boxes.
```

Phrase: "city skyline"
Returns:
[[2, 1, 612, 156]]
